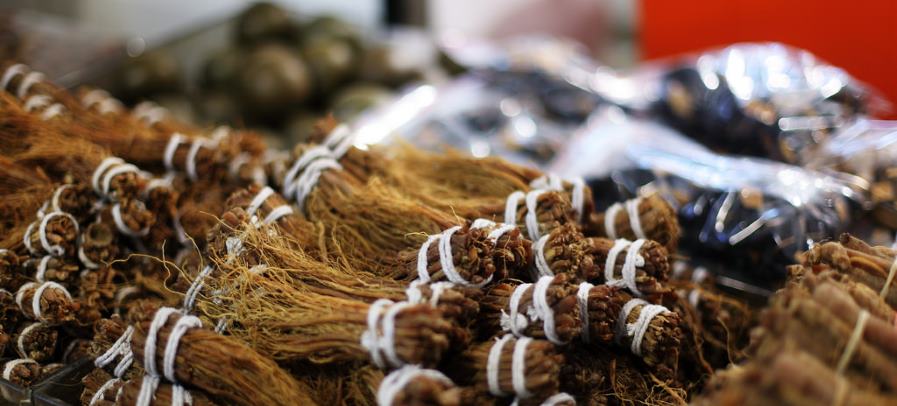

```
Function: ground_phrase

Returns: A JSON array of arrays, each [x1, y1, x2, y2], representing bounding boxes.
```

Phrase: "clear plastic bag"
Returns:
[[602, 42, 881, 163], [551, 107, 867, 278], [807, 119, 897, 229], [350, 36, 604, 168]]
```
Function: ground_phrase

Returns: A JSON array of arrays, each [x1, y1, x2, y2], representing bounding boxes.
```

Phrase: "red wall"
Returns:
[[640, 0, 897, 118]]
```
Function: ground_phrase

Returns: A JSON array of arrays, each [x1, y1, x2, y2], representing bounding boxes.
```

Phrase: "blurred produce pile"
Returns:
[[0, 62, 763, 405], [111, 2, 460, 145]]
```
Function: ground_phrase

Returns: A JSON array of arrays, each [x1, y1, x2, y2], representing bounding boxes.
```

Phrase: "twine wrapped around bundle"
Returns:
[[514, 223, 597, 283], [576, 282, 682, 375], [479, 275, 581, 345], [22, 255, 80, 284], [73, 87, 267, 183], [587, 237, 671, 299], [1, 358, 42, 387], [802, 233, 897, 308], [0, 96, 146, 201], [204, 206, 481, 329], [13, 321, 57, 361], [129, 305, 318, 406], [15, 281, 78, 323], [202, 259, 460, 368], [442, 334, 563, 402], [753, 288, 897, 391], [588, 194, 679, 254]]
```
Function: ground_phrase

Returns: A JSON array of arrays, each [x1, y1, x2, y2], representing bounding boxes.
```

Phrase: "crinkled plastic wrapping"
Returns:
[[602, 43, 879, 163], [552, 108, 866, 278], [349, 36, 603, 168], [808, 119, 897, 230]]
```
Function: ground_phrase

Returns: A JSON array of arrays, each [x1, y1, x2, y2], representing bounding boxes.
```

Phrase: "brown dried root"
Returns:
[[0, 97, 145, 200], [80, 368, 124, 406], [13, 321, 57, 361], [670, 281, 753, 368], [283, 145, 532, 283], [479, 274, 581, 344], [789, 265, 895, 324], [0, 250, 25, 290], [130, 306, 317, 406], [15, 280, 78, 323], [205, 216, 481, 329], [587, 237, 671, 298], [380, 144, 595, 224], [1, 358, 42, 387], [753, 290, 897, 391], [521, 223, 598, 283], [96, 198, 156, 242], [116, 378, 220, 406], [588, 194, 680, 254], [79, 222, 120, 270], [694, 347, 897, 406], [22, 255, 79, 285], [203, 260, 458, 368], [577, 283, 682, 377], [802, 234, 897, 308], [442, 335, 563, 402]]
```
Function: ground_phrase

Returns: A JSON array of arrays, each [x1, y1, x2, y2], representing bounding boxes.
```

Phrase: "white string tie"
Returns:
[[504, 191, 525, 226], [511, 337, 534, 398], [163, 134, 185, 172], [17, 71, 44, 98], [604, 203, 622, 239], [35, 255, 52, 282], [501, 283, 532, 336], [185, 138, 212, 181], [376, 365, 453, 406], [91, 157, 124, 195], [361, 299, 393, 369], [246, 186, 275, 217], [604, 239, 646, 296], [263, 205, 293, 225], [183, 265, 214, 312], [291, 157, 341, 213], [162, 314, 202, 382], [487, 334, 514, 396], [0, 63, 27, 90], [88, 377, 121, 406], [3, 359, 37, 381], [615, 299, 668, 356], [16, 322, 42, 358], [112, 203, 150, 238], [577, 282, 594, 343], [41, 104, 65, 120], [524, 189, 548, 241], [39, 211, 78, 256], [23, 94, 50, 112], [95, 325, 135, 368], [625, 198, 645, 239], [533, 234, 554, 279], [282, 145, 332, 197], [532, 276, 564, 344], [438, 226, 492, 288]]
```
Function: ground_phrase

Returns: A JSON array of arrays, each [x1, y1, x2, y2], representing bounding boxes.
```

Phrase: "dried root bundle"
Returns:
[[130, 306, 317, 406], [479, 275, 581, 345], [205, 210, 482, 328], [587, 237, 671, 299], [202, 260, 459, 368], [802, 233, 897, 307], [15, 281, 78, 323], [577, 282, 682, 376], [588, 194, 679, 254], [694, 348, 897, 406], [442, 335, 563, 402]]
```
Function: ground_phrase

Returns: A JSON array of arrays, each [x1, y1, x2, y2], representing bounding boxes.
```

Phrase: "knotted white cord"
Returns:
[[38, 211, 78, 256], [532, 276, 564, 344], [0, 63, 27, 90], [17, 71, 44, 98], [577, 282, 594, 343], [164, 134, 186, 172], [625, 198, 645, 239], [501, 283, 532, 336], [2, 359, 37, 381], [361, 299, 393, 369], [376, 365, 453, 406], [533, 234, 554, 279], [504, 191, 526, 226], [615, 299, 668, 356], [511, 337, 533, 398], [604, 203, 622, 239], [487, 334, 514, 396], [524, 189, 548, 241]]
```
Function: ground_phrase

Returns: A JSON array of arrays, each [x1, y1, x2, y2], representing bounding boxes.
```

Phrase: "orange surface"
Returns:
[[639, 0, 897, 118]]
